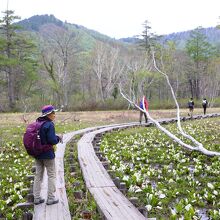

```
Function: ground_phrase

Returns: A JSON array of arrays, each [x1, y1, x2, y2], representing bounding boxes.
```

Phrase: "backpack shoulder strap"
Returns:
[[35, 120, 49, 132]]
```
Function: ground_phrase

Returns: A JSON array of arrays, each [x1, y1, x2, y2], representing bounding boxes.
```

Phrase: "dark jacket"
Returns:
[[35, 117, 60, 159], [188, 100, 194, 109]]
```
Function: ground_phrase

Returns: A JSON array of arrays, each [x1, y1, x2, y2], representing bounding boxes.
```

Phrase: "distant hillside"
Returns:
[[17, 14, 65, 31], [118, 37, 141, 44], [160, 27, 220, 48], [17, 14, 122, 49], [119, 27, 220, 49], [17, 15, 220, 50]]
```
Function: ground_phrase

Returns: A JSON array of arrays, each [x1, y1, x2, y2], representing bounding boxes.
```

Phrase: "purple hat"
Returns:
[[40, 105, 58, 117]]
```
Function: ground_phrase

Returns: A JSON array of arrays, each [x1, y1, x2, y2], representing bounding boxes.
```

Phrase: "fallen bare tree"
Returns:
[[150, 48, 220, 156], [119, 65, 220, 156]]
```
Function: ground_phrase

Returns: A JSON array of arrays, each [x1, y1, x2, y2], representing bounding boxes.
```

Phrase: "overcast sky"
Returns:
[[1, 0, 220, 39]]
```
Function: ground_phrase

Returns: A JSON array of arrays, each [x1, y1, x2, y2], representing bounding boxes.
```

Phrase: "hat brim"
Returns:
[[40, 109, 58, 117]]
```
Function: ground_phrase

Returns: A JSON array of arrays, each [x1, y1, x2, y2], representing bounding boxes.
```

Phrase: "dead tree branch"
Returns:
[[119, 85, 220, 156], [151, 48, 220, 156]]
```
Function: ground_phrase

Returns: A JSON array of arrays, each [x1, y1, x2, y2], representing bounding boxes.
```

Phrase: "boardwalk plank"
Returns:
[[90, 187, 145, 220], [33, 133, 74, 220], [32, 125, 120, 220], [78, 123, 147, 220]]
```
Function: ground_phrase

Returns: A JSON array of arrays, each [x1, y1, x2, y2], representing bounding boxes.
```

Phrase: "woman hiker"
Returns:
[[33, 105, 63, 205]]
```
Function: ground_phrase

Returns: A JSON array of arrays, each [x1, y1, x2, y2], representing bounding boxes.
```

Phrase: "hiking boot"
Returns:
[[34, 198, 45, 205], [46, 199, 59, 205]]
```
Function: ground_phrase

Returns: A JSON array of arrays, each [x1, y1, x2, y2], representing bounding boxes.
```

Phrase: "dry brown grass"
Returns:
[[0, 108, 219, 126]]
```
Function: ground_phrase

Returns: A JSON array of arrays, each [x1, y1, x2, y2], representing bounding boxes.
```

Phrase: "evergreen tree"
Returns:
[[140, 20, 157, 54], [0, 10, 38, 111], [185, 27, 216, 98]]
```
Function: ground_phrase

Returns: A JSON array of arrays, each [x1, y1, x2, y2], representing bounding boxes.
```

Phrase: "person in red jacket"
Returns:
[[139, 96, 148, 124]]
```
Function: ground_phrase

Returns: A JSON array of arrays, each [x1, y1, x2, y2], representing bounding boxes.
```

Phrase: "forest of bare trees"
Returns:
[[0, 11, 220, 112]]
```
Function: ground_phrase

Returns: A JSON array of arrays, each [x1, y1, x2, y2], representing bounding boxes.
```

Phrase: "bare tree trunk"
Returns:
[[63, 55, 68, 108], [120, 87, 220, 156], [189, 79, 194, 98], [42, 54, 62, 107], [7, 67, 16, 110]]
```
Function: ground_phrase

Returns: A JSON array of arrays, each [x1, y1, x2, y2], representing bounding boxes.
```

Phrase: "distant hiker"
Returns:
[[188, 98, 194, 117], [202, 98, 208, 115], [139, 96, 148, 124], [33, 105, 62, 205]]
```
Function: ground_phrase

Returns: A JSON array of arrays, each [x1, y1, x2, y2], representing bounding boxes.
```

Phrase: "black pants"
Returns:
[[139, 111, 148, 123], [203, 106, 207, 115]]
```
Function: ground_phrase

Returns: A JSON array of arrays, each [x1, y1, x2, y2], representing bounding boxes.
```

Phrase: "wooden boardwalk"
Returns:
[[32, 128, 99, 220], [33, 133, 73, 220], [78, 123, 147, 220], [77, 113, 220, 220], [33, 113, 220, 220], [32, 124, 137, 220]]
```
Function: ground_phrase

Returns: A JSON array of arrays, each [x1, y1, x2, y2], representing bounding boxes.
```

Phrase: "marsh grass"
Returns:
[[64, 138, 101, 219], [0, 115, 90, 219], [0, 110, 219, 219], [101, 117, 220, 219]]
